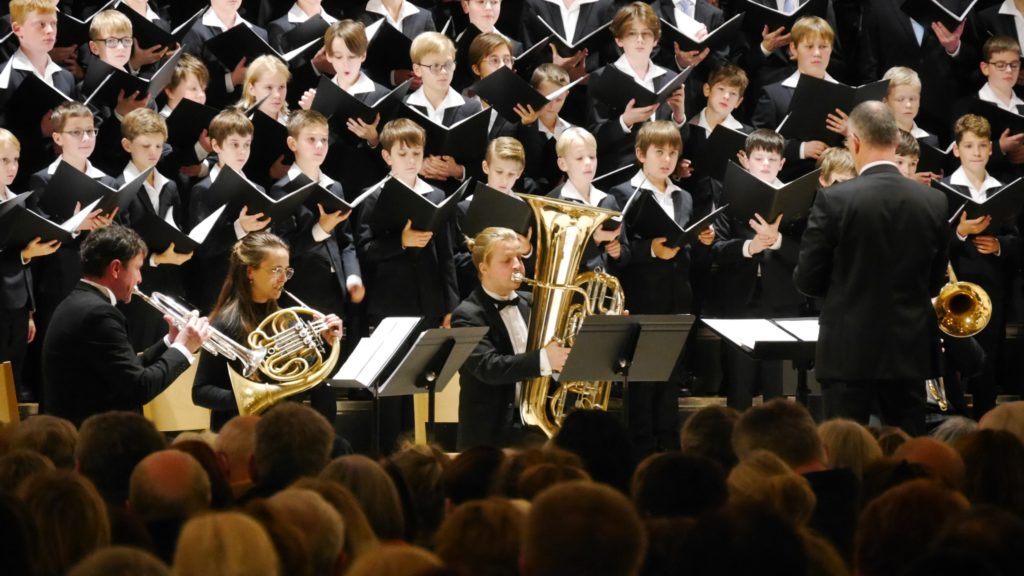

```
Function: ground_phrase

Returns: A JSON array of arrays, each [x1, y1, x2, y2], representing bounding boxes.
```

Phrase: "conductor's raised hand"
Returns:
[[544, 339, 571, 373], [957, 212, 991, 237], [401, 219, 433, 248]]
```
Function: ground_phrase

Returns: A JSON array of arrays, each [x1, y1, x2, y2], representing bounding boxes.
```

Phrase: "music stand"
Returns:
[[559, 315, 695, 429], [379, 326, 488, 444]]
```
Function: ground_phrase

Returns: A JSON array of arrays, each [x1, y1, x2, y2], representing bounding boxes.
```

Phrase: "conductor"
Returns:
[[794, 101, 949, 435]]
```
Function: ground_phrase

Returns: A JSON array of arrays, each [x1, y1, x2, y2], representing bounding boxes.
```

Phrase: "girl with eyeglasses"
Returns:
[[193, 231, 342, 430]]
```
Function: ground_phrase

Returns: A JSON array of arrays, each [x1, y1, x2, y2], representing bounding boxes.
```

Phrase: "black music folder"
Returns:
[[243, 110, 294, 181], [722, 161, 821, 224], [660, 13, 744, 53], [779, 75, 890, 145], [165, 97, 219, 151], [0, 192, 30, 221], [514, 34, 554, 78], [83, 49, 183, 107], [901, 0, 979, 31], [56, 9, 96, 47], [967, 99, 1024, 138], [3, 74, 72, 129], [461, 182, 534, 237], [115, 4, 201, 51], [742, 0, 827, 34], [402, 106, 491, 160], [311, 76, 411, 127], [689, 123, 749, 182], [371, 177, 470, 235], [590, 66, 691, 111], [205, 166, 313, 221], [593, 163, 641, 190], [536, 16, 612, 57], [472, 66, 584, 123], [0, 197, 100, 248], [936, 178, 1024, 226], [280, 13, 330, 51], [133, 204, 226, 253], [205, 24, 319, 72], [917, 140, 955, 175], [39, 163, 149, 221], [284, 173, 378, 214], [624, 191, 728, 248], [363, 20, 413, 83]]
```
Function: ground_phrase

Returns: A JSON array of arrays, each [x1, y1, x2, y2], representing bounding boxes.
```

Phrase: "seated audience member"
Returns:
[[0, 449, 53, 493], [19, 470, 111, 576], [174, 512, 280, 576], [76, 411, 167, 506], [679, 405, 740, 473], [854, 479, 970, 576], [441, 445, 506, 511], [243, 498, 313, 576], [320, 454, 406, 541], [954, 429, 1024, 518], [435, 497, 524, 576], [516, 462, 591, 501], [930, 416, 978, 445], [344, 544, 444, 576], [213, 414, 260, 499], [249, 402, 335, 499], [267, 488, 346, 576], [171, 440, 234, 509], [818, 418, 883, 479], [860, 458, 935, 506], [631, 452, 727, 519], [128, 451, 212, 563], [727, 450, 817, 527], [553, 409, 636, 494], [893, 437, 966, 490], [67, 547, 170, 576], [522, 481, 647, 576], [492, 446, 585, 499], [0, 494, 35, 576], [928, 507, 1024, 576], [681, 504, 810, 575], [9, 414, 78, 469], [639, 517, 697, 576], [292, 478, 381, 567], [978, 400, 1024, 444], [387, 444, 450, 547], [875, 425, 911, 456]]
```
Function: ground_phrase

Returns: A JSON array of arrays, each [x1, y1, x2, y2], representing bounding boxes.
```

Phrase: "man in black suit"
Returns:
[[451, 227, 570, 450], [42, 225, 210, 426], [794, 101, 949, 435]]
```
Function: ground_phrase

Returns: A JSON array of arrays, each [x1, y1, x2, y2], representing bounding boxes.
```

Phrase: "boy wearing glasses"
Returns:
[[963, 36, 1024, 180]]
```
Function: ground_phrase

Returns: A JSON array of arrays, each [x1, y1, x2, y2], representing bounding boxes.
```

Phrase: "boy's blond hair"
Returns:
[[240, 55, 291, 109], [635, 120, 682, 154], [983, 36, 1021, 62], [555, 127, 598, 158], [208, 109, 254, 145], [50, 102, 94, 134], [485, 137, 526, 168], [324, 20, 369, 57], [531, 63, 570, 89], [708, 64, 749, 94], [380, 118, 426, 151], [167, 53, 210, 92], [410, 32, 456, 63], [287, 109, 329, 139], [10, 0, 56, 26], [0, 128, 21, 152], [610, 1, 661, 42], [89, 10, 132, 41], [954, 114, 992, 143], [882, 66, 922, 92], [121, 108, 168, 142], [790, 16, 834, 46], [817, 147, 855, 182]]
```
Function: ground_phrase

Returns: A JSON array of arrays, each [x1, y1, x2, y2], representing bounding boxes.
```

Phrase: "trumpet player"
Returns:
[[42, 225, 212, 427]]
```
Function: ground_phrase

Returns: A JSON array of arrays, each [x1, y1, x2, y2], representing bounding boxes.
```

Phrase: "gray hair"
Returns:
[[848, 100, 900, 149]]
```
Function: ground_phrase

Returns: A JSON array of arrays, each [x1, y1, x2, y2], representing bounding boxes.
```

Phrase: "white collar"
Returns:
[[288, 164, 335, 188], [782, 71, 838, 89], [287, 2, 338, 24], [539, 116, 572, 140], [202, 8, 253, 31], [123, 161, 169, 193], [629, 169, 682, 196], [0, 48, 65, 89], [339, 71, 376, 95], [48, 157, 107, 179], [696, 107, 743, 134], [365, 0, 419, 23], [0, 185, 11, 201], [542, 0, 600, 10], [950, 166, 1002, 196], [978, 82, 1024, 111], [999, 0, 1024, 18], [858, 160, 900, 175], [159, 104, 172, 118], [482, 285, 518, 302], [82, 279, 117, 305], [384, 174, 435, 195], [210, 164, 223, 182], [560, 179, 607, 206], [406, 86, 466, 113], [910, 122, 930, 139], [612, 54, 668, 84]]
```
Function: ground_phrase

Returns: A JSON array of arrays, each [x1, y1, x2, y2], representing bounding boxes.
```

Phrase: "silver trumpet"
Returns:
[[132, 288, 267, 377]]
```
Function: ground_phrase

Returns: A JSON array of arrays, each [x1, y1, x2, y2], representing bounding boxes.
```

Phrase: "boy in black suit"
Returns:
[[517, 63, 577, 194], [358, 0, 436, 87], [157, 53, 213, 212], [816, 145, 855, 187], [451, 226, 570, 450], [962, 36, 1024, 181]]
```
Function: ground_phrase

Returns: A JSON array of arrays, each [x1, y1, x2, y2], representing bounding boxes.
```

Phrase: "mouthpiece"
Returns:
[[511, 272, 526, 283]]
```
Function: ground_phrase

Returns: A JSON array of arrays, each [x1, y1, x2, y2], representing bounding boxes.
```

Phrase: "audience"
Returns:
[[266, 488, 346, 576], [978, 401, 1024, 444], [320, 454, 406, 541], [171, 439, 234, 509], [292, 478, 380, 568], [631, 452, 727, 519], [173, 512, 280, 576], [727, 450, 817, 526], [213, 414, 260, 499], [679, 405, 741, 473], [893, 437, 966, 490], [76, 412, 167, 505], [344, 544, 444, 576], [0, 448, 54, 493], [386, 443, 450, 547], [818, 418, 882, 478], [441, 445, 505, 510], [67, 547, 169, 576], [128, 450, 211, 563], [435, 497, 524, 576], [249, 403, 335, 499], [553, 409, 636, 494], [955, 429, 1024, 518], [9, 414, 78, 468], [930, 415, 978, 445]]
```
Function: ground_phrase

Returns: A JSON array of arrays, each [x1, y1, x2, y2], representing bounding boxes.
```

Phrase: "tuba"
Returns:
[[934, 264, 992, 338], [514, 193, 625, 438]]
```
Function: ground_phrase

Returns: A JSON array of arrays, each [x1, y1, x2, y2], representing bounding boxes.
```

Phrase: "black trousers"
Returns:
[[821, 379, 928, 436], [0, 306, 29, 392], [627, 380, 682, 457]]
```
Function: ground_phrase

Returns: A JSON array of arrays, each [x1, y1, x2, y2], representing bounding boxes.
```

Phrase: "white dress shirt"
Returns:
[[694, 107, 744, 136], [365, 0, 420, 29], [406, 87, 466, 126], [0, 48, 66, 89], [539, 115, 573, 140], [559, 179, 607, 207], [949, 166, 1002, 203], [978, 82, 1024, 114], [481, 286, 551, 374], [286, 2, 338, 24], [542, 0, 601, 43]]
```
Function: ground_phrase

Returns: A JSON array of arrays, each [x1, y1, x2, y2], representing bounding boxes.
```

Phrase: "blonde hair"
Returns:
[[610, 1, 661, 42], [208, 108, 254, 145], [467, 227, 521, 269], [174, 512, 280, 576], [635, 120, 682, 154], [410, 31, 456, 63], [89, 10, 132, 40], [708, 63, 749, 93], [485, 136, 526, 167], [0, 128, 21, 152], [9, 0, 56, 26], [325, 19, 369, 57], [817, 146, 855, 181], [239, 55, 291, 110], [790, 16, 834, 46], [531, 63, 570, 89], [882, 66, 922, 92], [954, 113, 992, 142], [817, 419, 882, 478], [727, 450, 817, 526], [555, 126, 597, 159], [121, 108, 168, 141], [167, 53, 210, 91], [380, 118, 426, 151], [50, 102, 94, 133]]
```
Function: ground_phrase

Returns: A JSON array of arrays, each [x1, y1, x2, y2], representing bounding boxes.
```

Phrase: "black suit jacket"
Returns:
[[0, 192, 34, 312], [520, 0, 618, 71], [651, 0, 730, 111], [452, 287, 540, 450], [42, 281, 190, 426], [750, 80, 819, 180], [181, 20, 271, 108], [794, 163, 949, 380], [355, 3, 436, 38]]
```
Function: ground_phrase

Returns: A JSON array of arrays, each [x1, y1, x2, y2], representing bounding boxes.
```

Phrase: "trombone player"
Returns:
[[42, 225, 212, 427]]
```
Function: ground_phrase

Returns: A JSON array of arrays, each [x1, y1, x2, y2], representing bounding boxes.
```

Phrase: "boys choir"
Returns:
[[1, 0, 1022, 453]]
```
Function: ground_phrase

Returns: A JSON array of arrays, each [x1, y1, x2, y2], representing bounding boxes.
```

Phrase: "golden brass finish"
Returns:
[[935, 264, 992, 338]]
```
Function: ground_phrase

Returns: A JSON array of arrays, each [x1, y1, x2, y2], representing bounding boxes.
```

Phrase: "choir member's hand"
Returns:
[[674, 43, 710, 69], [317, 313, 343, 345], [171, 312, 211, 354], [87, 208, 118, 231], [973, 235, 1001, 255], [180, 164, 203, 177], [749, 212, 782, 247], [674, 158, 694, 180], [420, 156, 450, 180], [438, 155, 465, 179], [957, 212, 991, 237], [667, 86, 686, 124], [269, 155, 290, 181], [550, 45, 588, 80], [518, 227, 533, 255], [442, 313, 452, 329], [401, 219, 433, 248], [545, 339, 571, 372], [803, 140, 828, 160], [27, 313, 36, 344], [318, 203, 351, 234], [238, 206, 271, 233], [130, 43, 169, 70], [825, 108, 849, 136], [592, 226, 620, 246], [514, 103, 540, 126], [115, 90, 150, 117], [199, 128, 213, 153], [652, 237, 681, 260], [312, 47, 335, 75], [74, 201, 105, 232], [761, 26, 790, 53], [20, 236, 61, 263], [999, 129, 1024, 163], [347, 113, 381, 147], [622, 98, 659, 129], [932, 20, 964, 55], [913, 171, 941, 185], [299, 88, 317, 111], [697, 226, 715, 245], [50, 45, 78, 67], [153, 243, 193, 266], [349, 282, 366, 304], [230, 57, 249, 88]]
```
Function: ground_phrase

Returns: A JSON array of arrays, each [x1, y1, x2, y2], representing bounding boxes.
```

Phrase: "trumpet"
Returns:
[[132, 288, 267, 377]]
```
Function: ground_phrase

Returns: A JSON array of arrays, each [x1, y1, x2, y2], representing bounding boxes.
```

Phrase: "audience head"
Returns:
[[175, 512, 280, 576], [955, 428, 1024, 517], [68, 547, 169, 576], [817, 418, 882, 478], [321, 454, 405, 541], [244, 497, 313, 576], [893, 436, 965, 489], [631, 452, 727, 519], [172, 439, 234, 509], [677, 503, 808, 576], [0, 448, 54, 493], [435, 497, 524, 576], [77, 411, 167, 505], [929, 506, 1024, 576], [128, 450, 211, 522], [10, 414, 78, 468], [267, 488, 345, 576], [215, 415, 260, 489], [252, 398, 334, 492], [292, 477, 381, 566], [860, 457, 934, 505], [516, 461, 590, 500], [442, 445, 505, 508], [732, 398, 825, 471], [931, 415, 978, 445], [493, 446, 583, 498], [978, 400, 1024, 444], [727, 450, 817, 526], [875, 425, 911, 455], [523, 481, 646, 576], [0, 493, 35, 576], [680, 405, 740, 472], [553, 409, 636, 493], [345, 544, 443, 576]]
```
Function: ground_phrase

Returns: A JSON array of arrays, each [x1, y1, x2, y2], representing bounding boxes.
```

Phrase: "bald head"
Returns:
[[268, 488, 345, 576], [129, 450, 211, 521], [214, 415, 260, 485], [894, 437, 965, 490]]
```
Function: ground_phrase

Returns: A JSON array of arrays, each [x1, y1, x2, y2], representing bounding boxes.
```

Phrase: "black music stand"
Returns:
[[559, 315, 695, 429]]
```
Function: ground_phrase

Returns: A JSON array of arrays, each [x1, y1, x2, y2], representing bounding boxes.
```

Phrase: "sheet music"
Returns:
[[773, 319, 820, 342], [702, 318, 796, 350], [330, 317, 421, 387]]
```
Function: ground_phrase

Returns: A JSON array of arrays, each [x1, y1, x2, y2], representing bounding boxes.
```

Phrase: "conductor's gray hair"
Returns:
[[848, 101, 900, 149]]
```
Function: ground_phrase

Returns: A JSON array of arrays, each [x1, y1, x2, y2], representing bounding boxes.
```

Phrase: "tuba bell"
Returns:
[[514, 193, 625, 438], [934, 264, 992, 338]]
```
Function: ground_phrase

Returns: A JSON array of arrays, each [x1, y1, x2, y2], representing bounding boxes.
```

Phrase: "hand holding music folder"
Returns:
[[722, 161, 821, 224], [371, 178, 470, 235], [688, 123, 748, 182], [363, 20, 414, 84], [115, 5, 202, 51], [311, 76, 411, 128], [0, 197, 101, 249], [935, 178, 1024, 226], [623, 192, 729, 248], [401, 106, 491, 160], [901, 0, 979, 32], [778, 75, 890, 146], [462, 182, 534, 237], [472, 66, 585, 123], [205, 166, 315, 221], [589, 66, 692, 111], [741, 0, 827, 35], [660, 13, 744, 53], [284, 173, 378, 214], [82, 50, 184, 108], [536, 16, 612, 58], [133, 204, 227, 254]]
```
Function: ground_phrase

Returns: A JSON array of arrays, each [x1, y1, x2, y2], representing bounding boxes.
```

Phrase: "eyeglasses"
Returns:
[[95, 37, 134, 49], [415, 60, 456, 74], [484, 54, 514, 68], [987, 60, 1021, 71], [61, 128, 99, 139], [269, 266, 295, 280], [623, 30, 656, 41], [469, 0, 502, 6]]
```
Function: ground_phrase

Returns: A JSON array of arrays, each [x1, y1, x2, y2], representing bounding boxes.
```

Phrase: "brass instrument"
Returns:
[[934, 264, 992, 338], [514, 193, 626, 438]]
